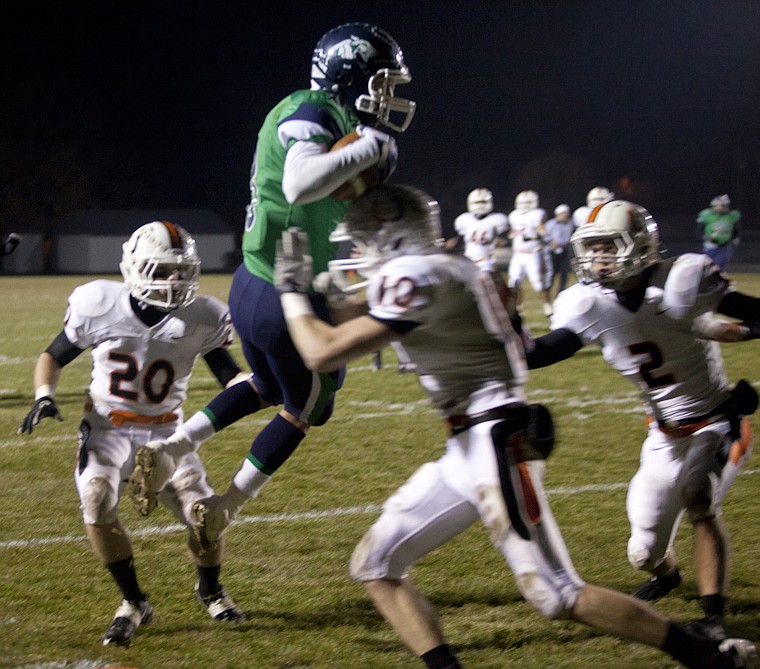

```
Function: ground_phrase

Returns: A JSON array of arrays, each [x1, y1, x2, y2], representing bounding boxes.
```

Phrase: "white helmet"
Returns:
[[466, 188, 494, 216], [570, 200, 660, 287], [586, 186, 614, 208], [554, 204, 571, 216], [120, 221, 201, 310], [328, 184, 443, 293], [515, 190, 539, 212]]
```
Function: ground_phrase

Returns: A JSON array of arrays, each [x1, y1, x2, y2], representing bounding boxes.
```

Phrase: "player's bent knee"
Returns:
[[81, 475, 118, 525], [628, 538, 657, 571], [515, 572, 573, 619], [682, 473, 717, 521], [350, 529, 380, 581]]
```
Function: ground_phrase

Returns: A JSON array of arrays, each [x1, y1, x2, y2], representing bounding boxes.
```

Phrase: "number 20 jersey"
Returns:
[[63, 280, 234, 417], [551, 254, 733, 424]]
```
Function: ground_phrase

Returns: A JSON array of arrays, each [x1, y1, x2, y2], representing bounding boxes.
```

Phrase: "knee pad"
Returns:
[[350, 526, 391, 582], [161, 459, 209, 525], [628, 536, 657, 571], [81, 475, 118, 525], [515, 571, 574, 619]]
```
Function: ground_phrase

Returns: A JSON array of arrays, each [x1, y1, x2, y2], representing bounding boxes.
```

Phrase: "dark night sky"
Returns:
[[5, 1, 760, 235]]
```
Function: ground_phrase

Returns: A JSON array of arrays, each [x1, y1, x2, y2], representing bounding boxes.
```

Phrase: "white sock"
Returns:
[[230, 458, 272, 502], [180, 411, 216, 445]]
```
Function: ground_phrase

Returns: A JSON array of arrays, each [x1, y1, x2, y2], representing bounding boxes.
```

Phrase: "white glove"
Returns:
[[274, 228, 313, 294], [356, 125, 398, 180]]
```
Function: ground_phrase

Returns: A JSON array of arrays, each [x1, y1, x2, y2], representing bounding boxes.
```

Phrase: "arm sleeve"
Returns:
[[203, 348, 243, 388], [525, 328, 584, 369], [45, 330, 86, 367], [281, 134, 384, 205]]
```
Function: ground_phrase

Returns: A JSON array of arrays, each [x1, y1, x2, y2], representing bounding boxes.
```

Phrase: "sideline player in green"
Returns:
[[128, 22, 416, 550]]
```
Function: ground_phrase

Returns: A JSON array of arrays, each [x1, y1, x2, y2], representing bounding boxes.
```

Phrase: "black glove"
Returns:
[[18, 396, 63, 434]]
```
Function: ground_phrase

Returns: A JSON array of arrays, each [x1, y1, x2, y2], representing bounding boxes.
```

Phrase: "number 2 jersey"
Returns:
[[551, 254, 734, 424], [366, 252, 528, 416], [63, 280, 234, 418]]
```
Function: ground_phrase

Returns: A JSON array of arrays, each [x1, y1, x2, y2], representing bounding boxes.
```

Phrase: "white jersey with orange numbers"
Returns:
[[508, 208, 546, 253], [367, 252, 527, 416], [551, 254, 734, 424], [63, 280, 234, 418], [454, 211, 508, 271]]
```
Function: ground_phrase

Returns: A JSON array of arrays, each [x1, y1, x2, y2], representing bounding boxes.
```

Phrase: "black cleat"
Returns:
[[195, 583, 246, 622], [102, 598, 153, 647], [686, 613, 728, 642]]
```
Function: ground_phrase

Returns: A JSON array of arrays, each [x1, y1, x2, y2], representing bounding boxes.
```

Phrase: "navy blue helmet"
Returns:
[[310, 22, 416, 132]]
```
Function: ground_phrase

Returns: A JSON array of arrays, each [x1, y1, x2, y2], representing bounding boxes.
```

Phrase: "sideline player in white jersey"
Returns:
[[449, 188, 508, 272], [572, 185, 614, 228], [507, 189, 553, 317], [272, 185, 758, 669], [18, 221, 248, 647], [526, 200, 760, 642]]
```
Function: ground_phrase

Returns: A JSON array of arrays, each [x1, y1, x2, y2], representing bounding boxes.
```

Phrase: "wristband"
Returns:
[[35, 384, 54, 400], [281, 293, 315, 320]]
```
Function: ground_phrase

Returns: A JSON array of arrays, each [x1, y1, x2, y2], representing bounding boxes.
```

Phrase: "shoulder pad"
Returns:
[[662, 253, 728, 318], [68, 280, 123, 319], [551, 284, 598, 333], [178, 295, 230, 327]]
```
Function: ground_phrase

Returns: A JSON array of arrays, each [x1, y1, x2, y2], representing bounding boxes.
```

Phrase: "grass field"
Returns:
[[2, 273, 760, 669]]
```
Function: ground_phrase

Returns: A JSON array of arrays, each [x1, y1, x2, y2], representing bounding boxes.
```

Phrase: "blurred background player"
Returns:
[[543, 203, 574, 296], [273, 185, 758, 669], [448, 187, 508, 273], [507, 189, 553, 317], [697, 194, 741, 271], [127, 23, 415, 552], [18, 221, 247, 647], [573, 185, 614, 227], [526, 200, 760, 641]]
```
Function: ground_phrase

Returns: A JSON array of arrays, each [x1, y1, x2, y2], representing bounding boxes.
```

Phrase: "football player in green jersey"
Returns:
[[128, 23, 415, 551]]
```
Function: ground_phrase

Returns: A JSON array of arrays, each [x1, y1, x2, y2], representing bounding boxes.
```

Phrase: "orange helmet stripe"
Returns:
[[160, 220, 183, 250], [586, 203, 607, 223]]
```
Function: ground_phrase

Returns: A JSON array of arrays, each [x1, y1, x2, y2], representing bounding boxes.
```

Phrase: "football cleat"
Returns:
[[719, 639, 760, 668], [102, 598, 153, 647], [632, 567, 682, 601], [195, 583, 246, 623], [686, 613, 728, 642], [192, 496, 232, 555], [127, 444, 177, 517]]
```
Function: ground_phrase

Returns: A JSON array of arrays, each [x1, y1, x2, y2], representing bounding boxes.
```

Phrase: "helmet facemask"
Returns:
[[355, 67, 416, 132]]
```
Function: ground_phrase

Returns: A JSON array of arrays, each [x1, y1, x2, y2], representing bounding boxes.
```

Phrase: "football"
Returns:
[[329, 131, 383, 201]]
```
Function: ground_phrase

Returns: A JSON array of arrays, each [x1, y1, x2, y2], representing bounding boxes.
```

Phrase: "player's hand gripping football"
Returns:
[[275, 227, 313, 294], [356, 125, 398, 180], [18, 396, 63, 434]]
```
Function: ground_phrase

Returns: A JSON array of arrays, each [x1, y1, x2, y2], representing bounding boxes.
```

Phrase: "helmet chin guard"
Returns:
[[120, 221, 201, 311]]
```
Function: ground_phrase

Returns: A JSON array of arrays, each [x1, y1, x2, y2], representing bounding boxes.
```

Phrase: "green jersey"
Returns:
[[697, 208, 741, 246], [242, 89, 359, 283]]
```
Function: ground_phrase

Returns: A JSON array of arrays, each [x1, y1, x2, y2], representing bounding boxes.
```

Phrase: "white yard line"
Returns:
[[2, 470, 757, 551]]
